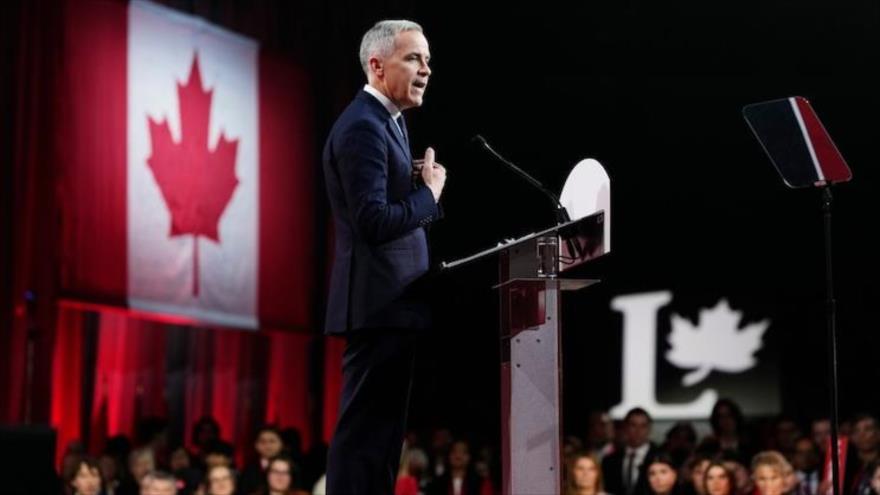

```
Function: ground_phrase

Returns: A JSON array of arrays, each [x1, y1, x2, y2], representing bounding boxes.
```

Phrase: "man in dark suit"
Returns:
[[603, 408, 659, 495], [322, 19, 446, 495]]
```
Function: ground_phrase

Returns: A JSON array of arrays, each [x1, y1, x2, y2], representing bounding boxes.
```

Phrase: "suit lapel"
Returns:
[[386, 118, 412, 162], [357, 90, 412, 163]]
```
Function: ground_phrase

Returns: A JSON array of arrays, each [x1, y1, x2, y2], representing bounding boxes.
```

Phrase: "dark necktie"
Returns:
[[395, 114, 408, 145], [625, 450, 636, 494]]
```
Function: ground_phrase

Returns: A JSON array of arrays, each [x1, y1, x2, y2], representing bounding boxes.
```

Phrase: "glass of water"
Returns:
[[536, 235, 559, 278]]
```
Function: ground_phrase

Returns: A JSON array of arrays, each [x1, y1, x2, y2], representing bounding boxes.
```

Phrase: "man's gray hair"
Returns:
[[359, 20, 423, 76]]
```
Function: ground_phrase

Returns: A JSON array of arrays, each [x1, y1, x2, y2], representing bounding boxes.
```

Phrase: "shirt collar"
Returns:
[[363, 84, 402, 119], [627, 443, 650, 459]]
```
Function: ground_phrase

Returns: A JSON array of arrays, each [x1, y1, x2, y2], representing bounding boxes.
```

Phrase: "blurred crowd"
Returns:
[[57, 399, 880, 495]]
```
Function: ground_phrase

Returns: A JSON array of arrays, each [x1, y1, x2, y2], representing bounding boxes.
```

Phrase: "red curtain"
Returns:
[[322, 336, 345, 443], [89, 312, 169, 441], [49, 306, 316, 466], [50, 307, 86, 466], [0, 0, 64, 426], [265, 330, 314, 450]]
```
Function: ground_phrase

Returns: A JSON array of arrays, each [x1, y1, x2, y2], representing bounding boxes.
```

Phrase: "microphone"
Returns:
[[472, 135, 571, 225]]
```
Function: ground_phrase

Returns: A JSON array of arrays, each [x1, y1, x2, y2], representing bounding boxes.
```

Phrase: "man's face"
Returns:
[[371, 30, 431, 111], [811, 420, 831, 451], [625, 413, 651, 448], [776, 421, 800, 449], [792, 438, 819, 471], [449, 441, 471, 470], [255, 431, 283, 459], [852, 418, 879, 453], [587, 412, 613, 444]]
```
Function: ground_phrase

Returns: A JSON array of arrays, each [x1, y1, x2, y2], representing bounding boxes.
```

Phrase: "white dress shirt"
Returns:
[[363, 84, 405, 137], [622, 443, 651, 491]]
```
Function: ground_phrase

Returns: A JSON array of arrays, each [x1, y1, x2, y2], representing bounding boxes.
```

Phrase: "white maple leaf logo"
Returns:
[[665, 299, 769, 387]]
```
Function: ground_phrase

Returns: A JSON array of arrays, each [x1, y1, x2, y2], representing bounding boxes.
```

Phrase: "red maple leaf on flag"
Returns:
[[146, 54, 239, 297]]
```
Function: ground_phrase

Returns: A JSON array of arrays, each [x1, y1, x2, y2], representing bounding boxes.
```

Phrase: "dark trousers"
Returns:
[[326, 328, 418, 495]]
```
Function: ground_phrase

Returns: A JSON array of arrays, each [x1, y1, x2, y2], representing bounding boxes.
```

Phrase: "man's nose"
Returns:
[[420, 62, 431, 76]]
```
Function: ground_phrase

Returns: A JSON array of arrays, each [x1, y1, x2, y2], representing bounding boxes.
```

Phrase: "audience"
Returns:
[[603, 408, 658, 495], [752, 451, 791, 495], [684, 455, 712, 495], [703, 460, 735, 495], [251, 455, 308, 495], [202, 464, 235, 495], [239, 426, 287, 495], [586, 411, 616, 462], [49, 401, 880, 495], [566, 451, 608, 495], [647, 453, 681, 495], [63, 455, 104, 495], [427, 439, 491, 495], [792, 437, 821, 495], [142, 470, 178, 495]]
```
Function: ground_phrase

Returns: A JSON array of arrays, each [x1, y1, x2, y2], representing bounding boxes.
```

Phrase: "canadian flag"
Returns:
[[59, 0, 314, 330]]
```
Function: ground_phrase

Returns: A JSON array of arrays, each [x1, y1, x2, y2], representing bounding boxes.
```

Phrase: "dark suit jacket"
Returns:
[[602, 443, 659, 495], [322, 90, 440, 335]]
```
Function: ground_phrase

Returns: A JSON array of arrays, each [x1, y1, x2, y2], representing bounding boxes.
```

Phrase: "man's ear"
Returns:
[[369, 56, 383, 77]]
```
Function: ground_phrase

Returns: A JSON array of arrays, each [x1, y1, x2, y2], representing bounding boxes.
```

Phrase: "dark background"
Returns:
[[2, 0, 878, 452]]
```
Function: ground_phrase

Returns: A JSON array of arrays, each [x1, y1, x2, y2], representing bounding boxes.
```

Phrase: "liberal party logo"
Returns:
[[609, 291, 777, 420]]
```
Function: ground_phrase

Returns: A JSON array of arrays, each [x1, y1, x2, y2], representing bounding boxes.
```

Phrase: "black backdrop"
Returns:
[[404, 0, 880, 443]]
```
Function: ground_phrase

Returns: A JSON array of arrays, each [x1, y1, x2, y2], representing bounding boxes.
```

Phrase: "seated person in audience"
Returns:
[[849, 414, 880, 495], [427, 439, 492, 495], [98, 452, 124, 495], [647, 453, 682, 495], [721, 459, 754, 495], [703, 460, 735, 495], [566, 451, 608, 495], [810, 420, 831, 458], [63, 455, 104, 495], [142, 470, 178, 495], [204, 441, 236, 470], [252, 455, 309, 495], [603, 408, 659, 495], [751, 451, 792, 495], [683, 455, 712, 495], [791, 437, 821, 495], [664, 423, 698, 469], [586, 411, 616, 461], [119, 447, 156, 495], [203, 464, 236, 495], [700, 399, 754, 464], [169, 445, 202, 495], [566, 436, 587, 464], [192, 417, 223, 466], [395, 443, 422, 495], [240, 425, 286, 495]]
